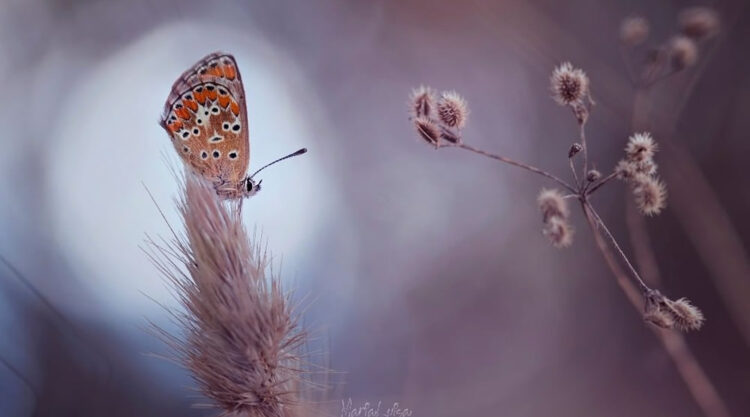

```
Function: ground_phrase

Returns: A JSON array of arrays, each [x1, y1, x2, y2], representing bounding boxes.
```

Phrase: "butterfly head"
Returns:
[[244, 177, 262, 197]]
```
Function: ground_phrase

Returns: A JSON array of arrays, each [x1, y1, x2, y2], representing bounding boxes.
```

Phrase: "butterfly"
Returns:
[[160, 51, 307, 199]]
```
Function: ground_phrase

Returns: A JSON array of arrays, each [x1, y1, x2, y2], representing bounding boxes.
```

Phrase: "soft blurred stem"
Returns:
[[581, 202, 732, 417]]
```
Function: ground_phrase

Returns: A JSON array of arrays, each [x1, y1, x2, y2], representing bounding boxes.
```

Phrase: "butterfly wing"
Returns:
[[160, 52, 250, 184]]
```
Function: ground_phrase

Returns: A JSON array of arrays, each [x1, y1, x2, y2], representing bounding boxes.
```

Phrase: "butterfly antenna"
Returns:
[[249, 148, 308, 179]]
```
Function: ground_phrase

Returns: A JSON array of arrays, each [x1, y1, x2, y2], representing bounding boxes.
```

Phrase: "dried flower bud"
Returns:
[[678, 7, 720, 41], [667, 298, 705, 331], [537, 188, 569, 222], [568, 143, 582, 158], [625, 132, 657, 163], [439, 126, 461, 144], [437, 91, 469, 129], [410, 85, 436, 118], [586, 169, 601, 182], [550, 62, 589, 106], [645, 308, 675, 329], [542, 216, 574, 248], [632, 174, 667, 216], [620, 16, 650, 46], [669, 36, 698, 70], [414, 117, 441, 147]]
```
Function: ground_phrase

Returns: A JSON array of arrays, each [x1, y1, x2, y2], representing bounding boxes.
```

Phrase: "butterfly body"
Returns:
[[160, 52, 257, 198], [161, 52, 306, 199]]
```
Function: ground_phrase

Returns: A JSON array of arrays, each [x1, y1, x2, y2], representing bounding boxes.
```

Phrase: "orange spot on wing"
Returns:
[[218, 95, 230, 108], [207, 67, 223, 77], [206, 89, 218, 100], [172, 121, 183, 131], [230, 101, 240, 116], [223, 65, 236, 80], [175, 107, 190, 120], [183, 99, 198, 112], [194, 90, 207, 103]]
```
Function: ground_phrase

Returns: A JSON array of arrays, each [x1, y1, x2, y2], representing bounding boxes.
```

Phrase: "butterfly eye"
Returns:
[[200, 150, 208, 160], [195, 86, 203, 92], [222, 122, 230, 131], [228, 151, 238, 160], [182, 146, 190, 153], [218, 88, 227, 95], [181, 131, 190, 139], [184, 94, 192, 100], [212, 150, 221, 159], [232, 123, 241, 132], [210, 136, 223, 143], [192, 128, 200, 135], [211, 106, 220, 114]]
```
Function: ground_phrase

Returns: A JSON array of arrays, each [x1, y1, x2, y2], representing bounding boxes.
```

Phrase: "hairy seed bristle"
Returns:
[[550, 62, 589, 106], [668, 298, 705, 331], [542, 216, 574, 248], [409, 85, 436, 119], [437, 91, 469, 129], [150, 174, 308, 416], [414, 116, 441, 147], [625, 132, 657, 163], [632, 174, 667, 216], [537, 188, 569, 222]]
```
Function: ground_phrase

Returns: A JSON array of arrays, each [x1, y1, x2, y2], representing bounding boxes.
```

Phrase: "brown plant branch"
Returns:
[[581, 203, 731, 417], [444, 142, 577, 193]]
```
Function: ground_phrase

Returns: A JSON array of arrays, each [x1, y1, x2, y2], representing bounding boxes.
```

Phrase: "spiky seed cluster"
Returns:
[[632, 174, 667, 216], [669, 36, 698, 70], [150, 174, 307, 416], [625, 132, 657, 162], [550, 62, 589, 106], [414, 116, 441, 147], [409, 86, 467, 146], [617, 133, 667, 216], [620, 16, 649, 46], [437, 91, 469, 129], [410, 85, 435, 119], [644, 290, 705, 331], [678, 7, 720, 41], [537, 188, 573, 248]]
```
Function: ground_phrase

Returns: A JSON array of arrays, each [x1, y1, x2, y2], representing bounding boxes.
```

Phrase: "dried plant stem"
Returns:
[[581, 203, 731, 417], [584, 201, 649, 293], [445, 142, 577, 193], [579, 123, 588, 183], [568, 158, 580, 186]]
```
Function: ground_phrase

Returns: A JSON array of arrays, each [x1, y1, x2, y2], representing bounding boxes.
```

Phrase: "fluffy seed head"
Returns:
[[586, 169, 601, 182], [625, 132, 657, 163], [669, 36, 698, 70], [542, 217, 574, 248], [414, 116, 441, 147], [537, 188, 569, 222], [410, 85, 436, 119], [550, 62, 589, 106], [668, 298, 705, 331], [645, 308, 675, 329], [437, 91, 469, 129], [632, 174, 667, 216], [620, 16, 650, 46], [678, 7, 720, 40], [149, 174, 308, 416]]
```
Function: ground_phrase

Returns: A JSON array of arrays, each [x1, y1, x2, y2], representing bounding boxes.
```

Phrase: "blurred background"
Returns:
[[0, 0, 748, 416]]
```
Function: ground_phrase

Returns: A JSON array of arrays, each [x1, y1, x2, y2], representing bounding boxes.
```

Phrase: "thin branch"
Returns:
[[568, 157, 580, 187], [583, 201, 650, 293], [445, 142, 577, 193], [581, 203, 731, 417], [579, 122, 588, 183]]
